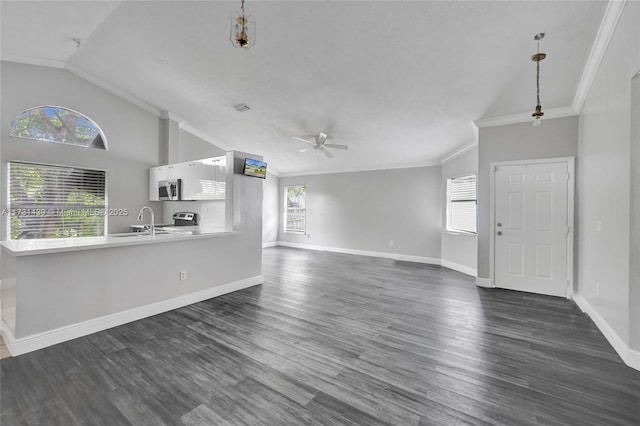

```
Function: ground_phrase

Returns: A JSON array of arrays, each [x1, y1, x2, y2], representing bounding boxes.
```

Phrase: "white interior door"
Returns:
[[494, 161, 569, 297]]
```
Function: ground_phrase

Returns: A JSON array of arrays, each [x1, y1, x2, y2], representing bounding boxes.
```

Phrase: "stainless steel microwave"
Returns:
[[158, 179, 181, 201]]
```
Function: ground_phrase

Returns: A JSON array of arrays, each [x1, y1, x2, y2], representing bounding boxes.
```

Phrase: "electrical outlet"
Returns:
[[596, 220, 602, 232], [389, 240, 394, 247], [307, 234, 310, 238], [180, 270, 187, 281]]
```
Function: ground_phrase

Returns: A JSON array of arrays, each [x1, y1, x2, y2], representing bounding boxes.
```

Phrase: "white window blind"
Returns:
[[284, 185, 306, 233], [8, 161, 106, 239], [447, 174, 477, 234]]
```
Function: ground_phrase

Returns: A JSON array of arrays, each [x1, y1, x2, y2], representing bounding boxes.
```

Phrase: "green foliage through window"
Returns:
[[285, 185, 306, 233], [10, 106, 107, 149], [8, 162, 107, 239]]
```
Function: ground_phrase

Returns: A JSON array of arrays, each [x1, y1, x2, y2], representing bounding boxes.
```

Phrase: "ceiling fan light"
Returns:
[[292, 132, 348, 159]]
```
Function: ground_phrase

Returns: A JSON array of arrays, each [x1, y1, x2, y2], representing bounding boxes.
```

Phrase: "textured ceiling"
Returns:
[[1, 1, 607, 175]]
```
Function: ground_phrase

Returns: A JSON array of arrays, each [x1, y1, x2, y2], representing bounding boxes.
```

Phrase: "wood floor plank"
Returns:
[[2, 246, 639, 425]]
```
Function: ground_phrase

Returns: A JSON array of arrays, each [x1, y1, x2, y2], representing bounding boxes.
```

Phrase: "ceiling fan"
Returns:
[[292, 132, 348, 159]]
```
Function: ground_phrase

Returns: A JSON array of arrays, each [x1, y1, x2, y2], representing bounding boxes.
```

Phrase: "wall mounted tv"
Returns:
[[243, 158, 267, 179]]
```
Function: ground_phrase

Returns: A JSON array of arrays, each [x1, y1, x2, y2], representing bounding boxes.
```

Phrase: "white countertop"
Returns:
[[0, 227, 236, 256]]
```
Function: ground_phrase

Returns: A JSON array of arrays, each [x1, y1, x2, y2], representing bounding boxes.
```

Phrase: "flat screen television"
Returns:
[[243, 158, 267, 179]]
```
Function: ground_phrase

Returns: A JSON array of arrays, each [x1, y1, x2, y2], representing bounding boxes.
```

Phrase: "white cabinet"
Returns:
[[149, 156, 226, 201], [182, 157, 226, 200]]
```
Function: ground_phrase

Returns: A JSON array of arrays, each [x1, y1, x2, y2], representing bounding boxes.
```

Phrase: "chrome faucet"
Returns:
[[137, 206, 155, 236]]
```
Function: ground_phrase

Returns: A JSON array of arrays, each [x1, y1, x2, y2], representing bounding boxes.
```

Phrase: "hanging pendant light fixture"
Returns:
[[230, 0, 255, 49], [531, 32, 546, 127]]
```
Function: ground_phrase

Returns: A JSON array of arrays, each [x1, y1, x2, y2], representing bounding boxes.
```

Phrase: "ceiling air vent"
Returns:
[[233, 103, 250, 112]]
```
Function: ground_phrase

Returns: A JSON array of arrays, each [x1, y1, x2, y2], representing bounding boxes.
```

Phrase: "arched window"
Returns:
[[9, 106, 107, 150]]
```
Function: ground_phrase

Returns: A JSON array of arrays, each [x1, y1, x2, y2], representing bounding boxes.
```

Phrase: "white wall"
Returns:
[[278, 166, 442, 261], [577, 1, 640, 348], [477, 116, 579, 279], [178, 129, 226, 162], [631, 72, 640, 351], [262, 172, 279, 245], [441, 146, 478, 276], [0, 61, 163, 235]]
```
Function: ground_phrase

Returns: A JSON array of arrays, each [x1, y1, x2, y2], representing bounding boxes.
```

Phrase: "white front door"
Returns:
[[494, 161, 569, 297]]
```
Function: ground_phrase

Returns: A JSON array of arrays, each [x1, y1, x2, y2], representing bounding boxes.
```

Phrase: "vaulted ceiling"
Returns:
[[1, 1, 608, 175]]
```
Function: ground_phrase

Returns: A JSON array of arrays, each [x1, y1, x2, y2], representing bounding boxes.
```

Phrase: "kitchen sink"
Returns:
[[111, 230, 170, 237]]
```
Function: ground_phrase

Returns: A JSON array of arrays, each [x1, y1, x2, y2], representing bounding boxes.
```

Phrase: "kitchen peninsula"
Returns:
[[0, 152, 264, 356]]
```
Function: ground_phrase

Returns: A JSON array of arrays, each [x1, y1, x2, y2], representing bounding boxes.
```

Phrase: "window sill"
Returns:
[[284, 231, 306, 235], [444, 230, 477, 237]]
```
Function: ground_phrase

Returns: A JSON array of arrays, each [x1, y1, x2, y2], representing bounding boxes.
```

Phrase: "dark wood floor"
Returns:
[[2, 247, 639, 425]]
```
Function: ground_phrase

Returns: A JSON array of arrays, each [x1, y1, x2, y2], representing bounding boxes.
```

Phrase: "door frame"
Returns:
[[489, 157, 575, 298]]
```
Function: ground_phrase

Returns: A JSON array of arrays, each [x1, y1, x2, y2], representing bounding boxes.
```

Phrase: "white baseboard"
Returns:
[[573, 294, 640, 371], [440, 260, 477, 277], [475, 277, 493, 288], [1, 275, 263, 357], [275, 241, 441, 265], [262, 241, 278, 248], [630, 349, 640, 371]]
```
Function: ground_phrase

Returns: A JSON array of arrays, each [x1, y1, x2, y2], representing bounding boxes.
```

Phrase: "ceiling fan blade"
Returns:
[[323, 148, 334, 159], [317, 132, 328, 145], [292, 136, 316, 145], [324, 143, 348, 150], [299, 146, 314, 153]]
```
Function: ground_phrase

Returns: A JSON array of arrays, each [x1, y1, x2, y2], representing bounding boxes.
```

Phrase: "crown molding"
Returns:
[[475, 0, 626, 128], [161, 111, 186, 123], [473, 106, 577, 129], [573, 0, 627, 113], [439, 140, 478, 164], [65, 63, 163, 118], [6, 57, 167, 119], [277, 160, 441, 178], [1, 55, 66, 69]]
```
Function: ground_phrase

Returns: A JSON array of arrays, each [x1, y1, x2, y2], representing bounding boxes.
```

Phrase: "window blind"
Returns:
[[447, 175, 477, 234], [8, 161, 106, 239]]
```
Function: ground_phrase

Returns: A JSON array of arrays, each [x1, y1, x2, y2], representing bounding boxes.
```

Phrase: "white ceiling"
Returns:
[[1, 1, 607, 176]]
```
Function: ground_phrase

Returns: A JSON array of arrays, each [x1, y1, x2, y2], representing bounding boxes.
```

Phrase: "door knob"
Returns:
[[497, 223, 502, 227], [497, 231, 502, 236]]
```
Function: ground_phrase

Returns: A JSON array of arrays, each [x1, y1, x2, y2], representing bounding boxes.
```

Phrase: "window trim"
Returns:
[[283, 185, 306, 234], [7, 160, 109, 240], [9, 105, 108, 150], [445, 173, 477, 235]]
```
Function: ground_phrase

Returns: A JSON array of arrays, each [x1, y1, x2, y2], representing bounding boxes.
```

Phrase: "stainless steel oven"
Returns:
[[158, 179, 181, 201], [173, 212, 198, 226]]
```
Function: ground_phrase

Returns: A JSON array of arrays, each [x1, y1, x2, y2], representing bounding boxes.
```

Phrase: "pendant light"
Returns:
[[531, 33, 546, 127], [230, 0, 255, 49]]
